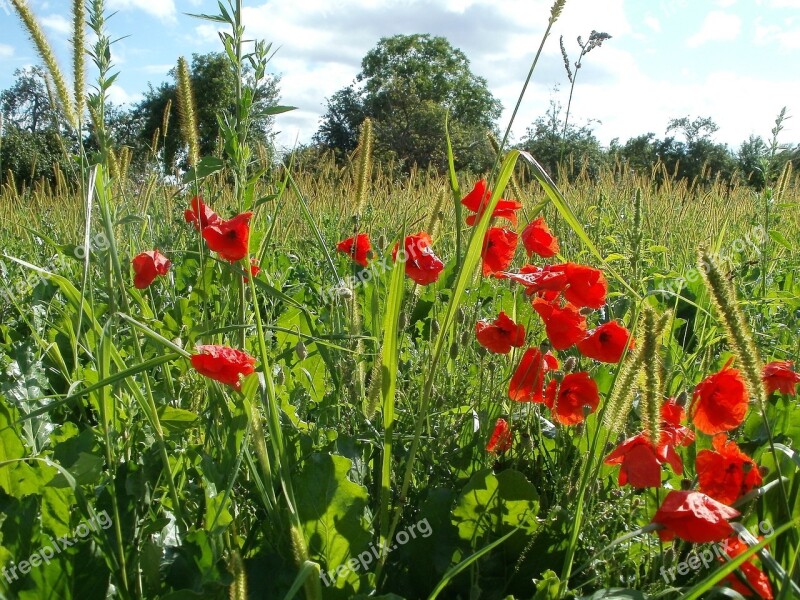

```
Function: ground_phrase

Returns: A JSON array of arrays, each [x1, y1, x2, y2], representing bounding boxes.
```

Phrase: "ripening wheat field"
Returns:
[[1, 1, 800, 600]]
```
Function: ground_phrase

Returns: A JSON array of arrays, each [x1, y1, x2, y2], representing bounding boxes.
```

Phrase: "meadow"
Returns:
[[1, 1, 800, 599]]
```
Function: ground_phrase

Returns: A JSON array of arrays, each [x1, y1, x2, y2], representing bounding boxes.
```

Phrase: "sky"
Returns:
[[1, 0, 799, 152]]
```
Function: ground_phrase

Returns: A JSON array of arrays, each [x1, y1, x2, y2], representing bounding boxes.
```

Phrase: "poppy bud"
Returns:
[[449, 342, 459, 360], [539, 340, 552, 353], [552, 370, 565, 382], [456, 307, 466, 324], [564, 356, 577, 373], [582, 404, 592, 417], [580, 307, 594, 316], [680, 478, 693, 490], [759, 466, 769, 478], [377, 234, 387, 249], [431, 319, 440, 335], [351, 214, 359, 224], [275, 369, 285, 385], [460, 330, 471, 346], [676, 390, 688, 407], [398, 312, 407, 329], [437, 210, 445, 221], [476, 345, 487, 358], [295, 341, 308, 360]]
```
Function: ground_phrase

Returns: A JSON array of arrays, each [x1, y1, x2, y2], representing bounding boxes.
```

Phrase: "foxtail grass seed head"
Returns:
[[639, 307, 662, 446], [175, 57, 200, 167], [550, 0, 567, 24], [11, 0, 78, 129], [697, 248, 766, 406], [228, 550, 247, 600], [162, 99, 172, 140], [72, 0, 85, 120], [365, 356, 383, 419], [353, 117, 374, 218]]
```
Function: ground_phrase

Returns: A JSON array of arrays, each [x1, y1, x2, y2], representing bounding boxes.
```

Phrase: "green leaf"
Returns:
[[768, 229, 793, 251], [157, 406, 199, 434], [182, 156, 225, 183]]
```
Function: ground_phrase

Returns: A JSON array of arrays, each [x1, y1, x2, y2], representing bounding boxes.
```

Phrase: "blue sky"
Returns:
[[1, 0, 798, 151]]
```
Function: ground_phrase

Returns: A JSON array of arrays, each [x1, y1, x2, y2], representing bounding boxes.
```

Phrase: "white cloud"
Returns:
[[40, 14, 71, 36], [107, 0, 176, 22], [0, 44, 14, 59], [753, 16, 800, 49], [687, 11, 742, 47], [106, 84, 141, 106], [717, 0, 737, 6], [643, 16, 661, 33]]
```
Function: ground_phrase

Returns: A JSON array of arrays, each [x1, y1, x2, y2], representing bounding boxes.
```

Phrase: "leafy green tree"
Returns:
[[519, 99, 607, 181], [0, 67, 61, 133], [132, 52, 281, 171], [316, 34, 502, 172]]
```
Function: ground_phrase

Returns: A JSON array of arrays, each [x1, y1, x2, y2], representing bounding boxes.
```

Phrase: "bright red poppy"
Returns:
[[521, 216, 559, 258], [660, 399, 695, 448], [131, 249, 171, 289], [190, 345, 256, 390], [486, 418, 513, 453], [762, 360, 800, 396], [494, 264, 569, 296], [482, 227, 518, 276], [508, 347, 559, 403], [184, 196, 220, 231], [544, 371, 600, 425], [690, 359, 750, 435], [202, 212, 253, 262], [604, 434, 665, 488], [532, 297, 587, 350], [475, 311, 526, 354], [577, 321, 634, 363], [650, 490, 740, 543], [244, 258, 261, 283], [696, 434, 763, 505], [721, 536, 774, 599], [562, 263, 607, 309], [336, 233, 372, 267], [461, 179, 522, 226], [393, 232, 445, 285]]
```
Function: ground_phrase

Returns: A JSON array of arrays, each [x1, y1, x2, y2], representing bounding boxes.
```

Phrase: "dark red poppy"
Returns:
[[721, 536, 774, 599], [190, 344, 256, 390], [184, 196, 220, 231], [696, 434, 763, 505], [650, 490, 740, 543], [131, 249, 171, 289], [494, 264, 569, 296], [393, 232, 445, 285], [577, 321, 634, 363], [532, 297, 587, 350], [762, 360, 800, 396], [202, 212, 253, 262], [562, 263, 607, 309], [482, 227, 518, 276], [508, 348, 559, 403], [336, 233, 372, 267], [690, 359, 750, 435], [544, 371, 600, 425], [521, 216, 559, 258], [461, 179, 522, 226], [475, 311, 526, 354], [486, 418, 513, 453]]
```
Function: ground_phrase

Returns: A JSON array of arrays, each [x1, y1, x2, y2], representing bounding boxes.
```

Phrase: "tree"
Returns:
[[315, 34, 502, 172], [132, 52, 281, 172], [519, 99, 607, 181], [0, 67, 61, 134]]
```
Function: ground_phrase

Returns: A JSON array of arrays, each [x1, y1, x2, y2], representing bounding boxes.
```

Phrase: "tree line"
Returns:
[[1, 33, 797, 190]]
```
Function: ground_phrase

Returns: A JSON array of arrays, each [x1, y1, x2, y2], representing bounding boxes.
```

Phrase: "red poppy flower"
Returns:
[[461, 179, 522, 226], [494, 264, 569, 296], [475, 311, 526, 354], [690, 359, 750, 435], [660, 399, 695, 448], [508, 347, 559, 403], [486, 418, 513, 453], [604, 434, 665, 488], [393, 232, 445, 285], [184, 196, 220, 231], [244, 258, 261, 283], [544, 371, 600, 425], [131, 249, 171, 289], [336, 233, 372, 267], [190, 345, 256, 390], [532, 297, 587, 350], [650, 490, 740, 543], [482, 227, 518, 276], [577, 321, 633, 363], [562, 263, 607, 309], [202, 211, 253, 262], [521, 217, 559, 258], [696, 434, 763, 505], [762, 360, 800, 396], [721, 536, 774, 599]]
